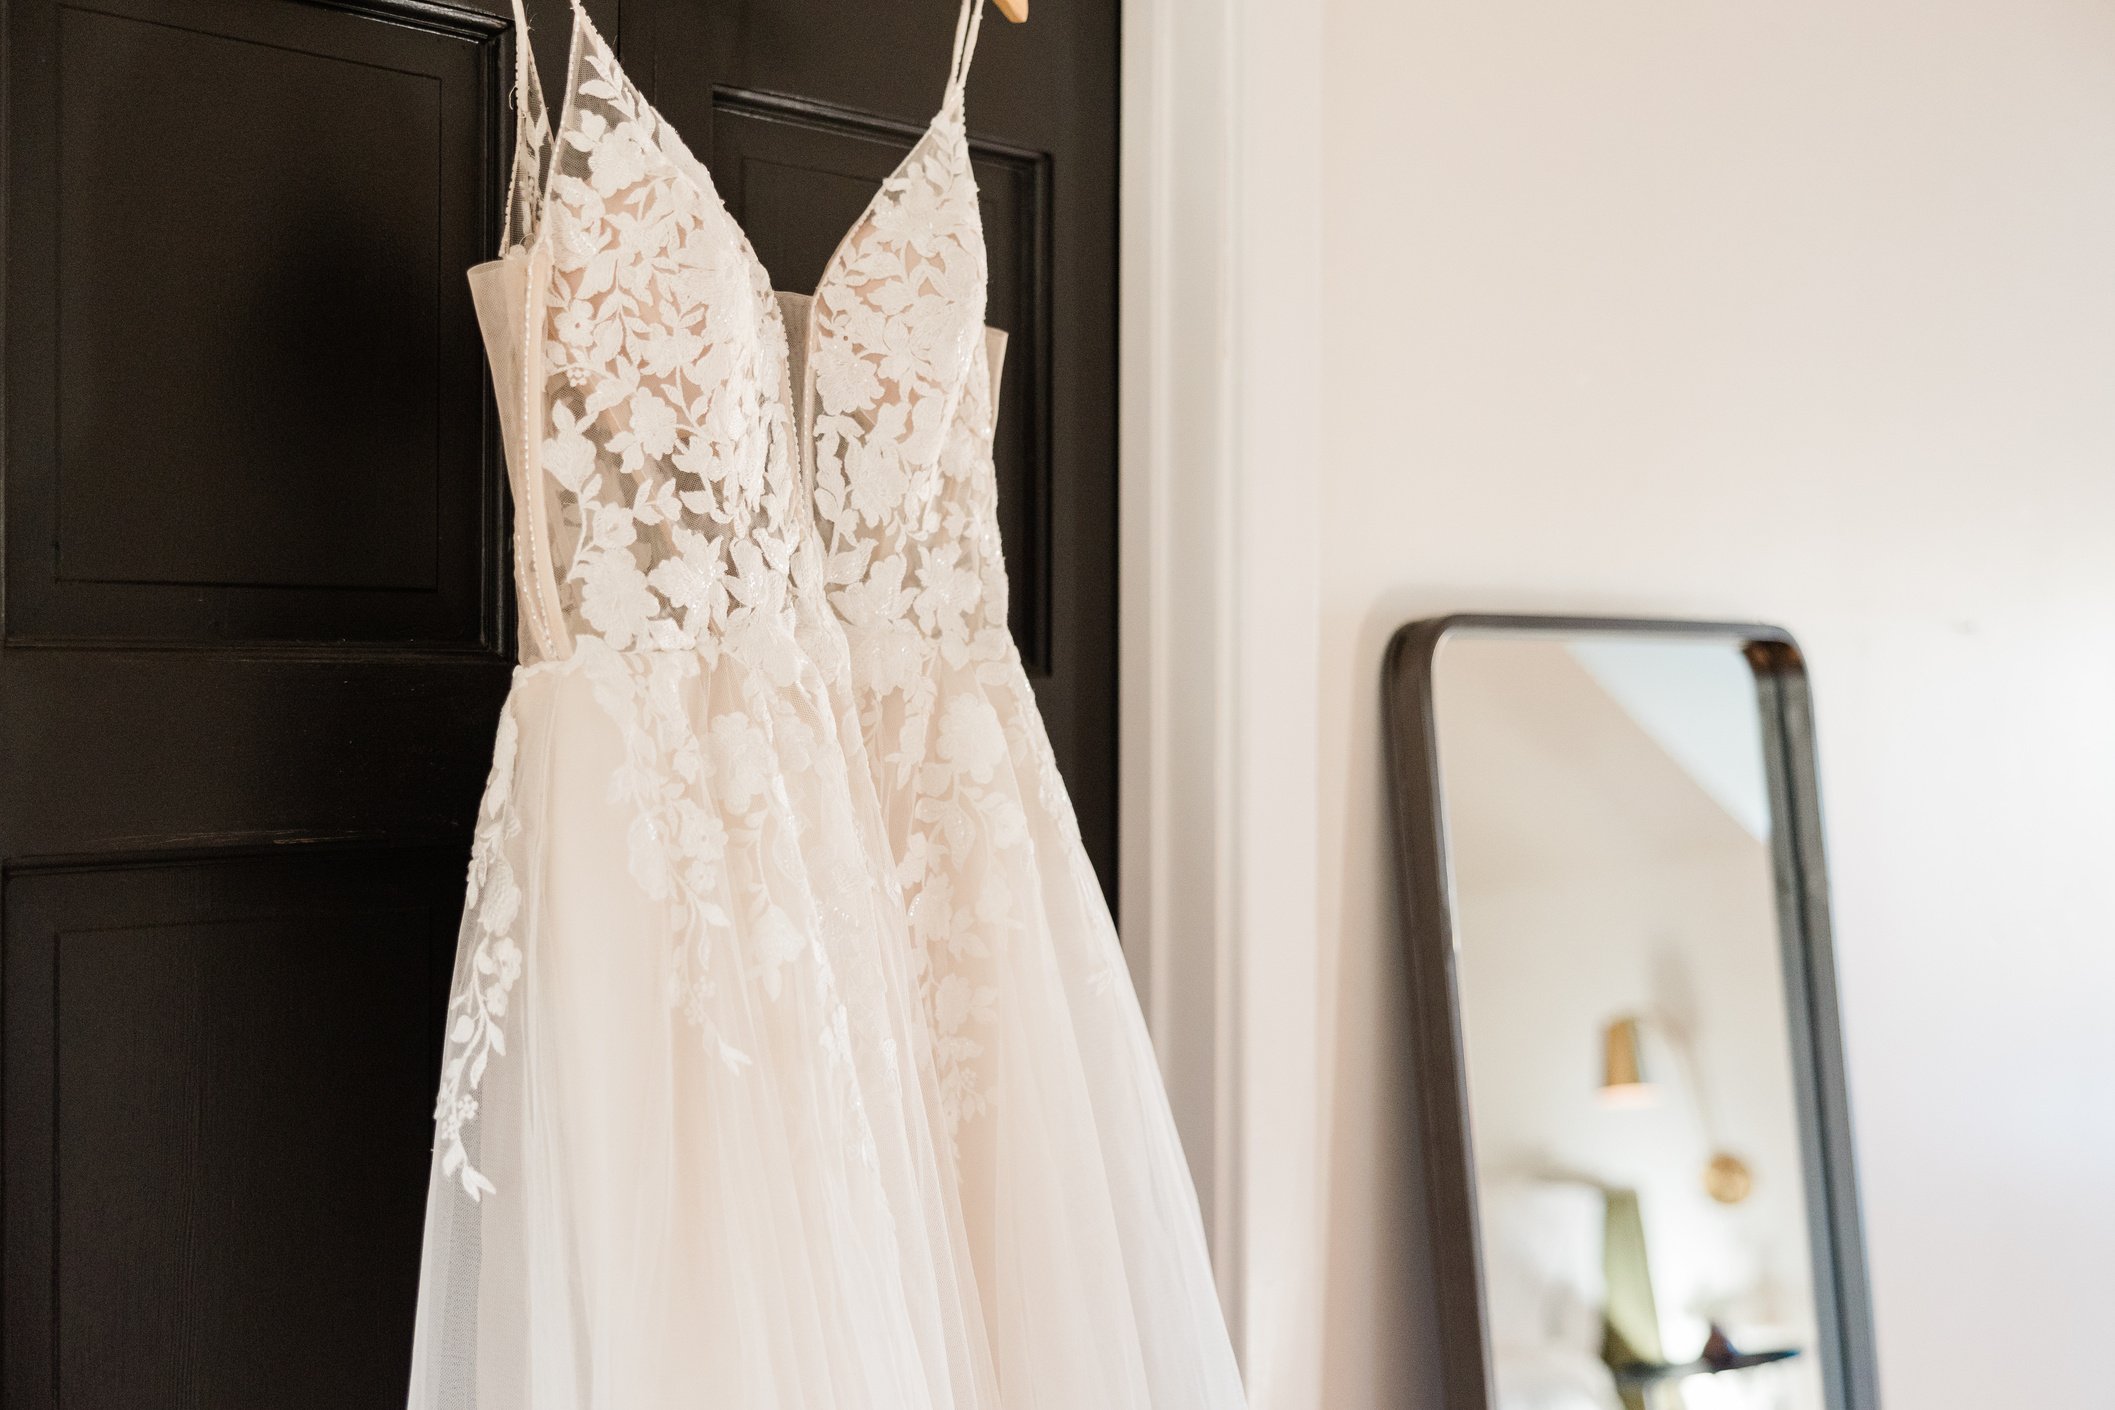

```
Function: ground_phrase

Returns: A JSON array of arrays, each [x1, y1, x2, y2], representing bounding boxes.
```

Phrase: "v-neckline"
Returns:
[[530, 3, 964, 329]]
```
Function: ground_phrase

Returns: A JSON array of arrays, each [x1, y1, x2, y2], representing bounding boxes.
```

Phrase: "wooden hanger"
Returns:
[[993, 0, 1029, 23]]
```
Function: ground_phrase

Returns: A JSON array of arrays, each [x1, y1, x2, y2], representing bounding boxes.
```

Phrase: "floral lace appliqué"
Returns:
[[810, 109, 1047, 1137], [436, 704, 527, 1201], [533, 25, 803, 665]]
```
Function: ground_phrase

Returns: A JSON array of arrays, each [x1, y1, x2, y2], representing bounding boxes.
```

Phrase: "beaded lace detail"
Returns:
[[805, 2, 1090, 1138], [532, 17, 807, 660]]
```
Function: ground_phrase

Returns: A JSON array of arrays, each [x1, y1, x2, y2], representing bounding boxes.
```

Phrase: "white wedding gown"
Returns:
[[409, 2, 1244, 1406]]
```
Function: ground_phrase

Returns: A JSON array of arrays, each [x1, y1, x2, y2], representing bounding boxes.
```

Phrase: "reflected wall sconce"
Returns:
[[1596, 1012, 1755, 1205], [1598, 1015, 1655, 1106]]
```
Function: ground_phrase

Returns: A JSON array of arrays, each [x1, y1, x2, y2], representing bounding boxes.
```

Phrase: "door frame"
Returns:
[[1117, 0, 1324, 1395]]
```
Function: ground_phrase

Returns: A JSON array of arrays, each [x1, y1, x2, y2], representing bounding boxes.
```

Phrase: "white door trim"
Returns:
[[1117, 0, 1324, 1401]]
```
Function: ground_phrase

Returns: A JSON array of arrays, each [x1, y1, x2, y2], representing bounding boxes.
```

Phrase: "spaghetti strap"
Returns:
[[508, 0, 536, 115], [501, 0, 563, 251], [942, 0, 986, 115]]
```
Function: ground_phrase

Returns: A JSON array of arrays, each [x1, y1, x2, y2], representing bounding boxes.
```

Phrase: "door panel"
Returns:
[[7, 852, 458, 1409], [12, 0, 507, 646], [3, 1, 518, 1405]]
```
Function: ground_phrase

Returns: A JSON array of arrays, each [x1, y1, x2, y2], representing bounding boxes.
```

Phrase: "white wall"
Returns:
[[1312, 2, 2115, 1407], [1118, 0, 1326, 1400]]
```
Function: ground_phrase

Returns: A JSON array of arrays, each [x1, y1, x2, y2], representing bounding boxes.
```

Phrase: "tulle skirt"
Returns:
[[406, 629, 994, 1410], [859, 640, 1250, 1410], [408, 619, 1245, 1409]]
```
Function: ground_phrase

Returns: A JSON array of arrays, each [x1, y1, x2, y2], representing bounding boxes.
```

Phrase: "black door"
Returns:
[[0, 0, 1115, 1404]]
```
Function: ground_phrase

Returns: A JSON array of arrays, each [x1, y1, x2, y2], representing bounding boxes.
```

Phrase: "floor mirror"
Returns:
[[1383, 615, 1880, 1410]]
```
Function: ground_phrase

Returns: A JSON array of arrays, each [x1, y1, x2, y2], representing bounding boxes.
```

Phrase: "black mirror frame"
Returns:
[[1382, 613, 1881, 1410]]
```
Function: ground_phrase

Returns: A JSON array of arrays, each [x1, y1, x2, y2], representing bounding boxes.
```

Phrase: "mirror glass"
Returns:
[[1433, 630, 1826, 1410]]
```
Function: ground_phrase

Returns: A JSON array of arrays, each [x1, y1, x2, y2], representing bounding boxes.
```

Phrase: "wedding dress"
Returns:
[[411, 0, 1244, 1404], [408, 4, 992, 1406], [803, 7, 1248, 1407]]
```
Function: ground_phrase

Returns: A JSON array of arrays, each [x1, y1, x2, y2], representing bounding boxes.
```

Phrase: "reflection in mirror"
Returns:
[[1437, 633, 1817, 1410]]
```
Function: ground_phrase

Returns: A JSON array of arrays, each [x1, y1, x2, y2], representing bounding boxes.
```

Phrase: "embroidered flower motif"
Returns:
[[851, 620, 925, 699], [576, 548, 659, 648], [751, 906, 807, 1000], [709, 712, 776, 815], [936, 695, 1007, 784], [434, 704, 528, 1201], [638, 326, 705, 379], [933, 972, 998, 1034], [626, 388, 681, 458], [815, 339, 886, 417], [587, 123, 649, 195], [544, 403, 599, 493], [914, 545, 981, 646], [647, 528, 726, 616], [490, 934, 524, 991]]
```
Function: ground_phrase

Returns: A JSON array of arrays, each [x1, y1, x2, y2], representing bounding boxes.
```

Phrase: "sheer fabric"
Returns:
[[806, 15, 1249, 1406], [414, 1, 1245, 1405]]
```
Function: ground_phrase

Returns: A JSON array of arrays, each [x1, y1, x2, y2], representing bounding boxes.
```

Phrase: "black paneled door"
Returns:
[[0, 0, 1116, 1404]]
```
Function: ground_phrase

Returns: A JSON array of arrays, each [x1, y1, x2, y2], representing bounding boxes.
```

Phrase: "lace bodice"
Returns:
[[472, 6, 803, 667], [464, 0, 1020, 1153], [473, 0, 995, 674], [808, 93, 1011, 699]]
